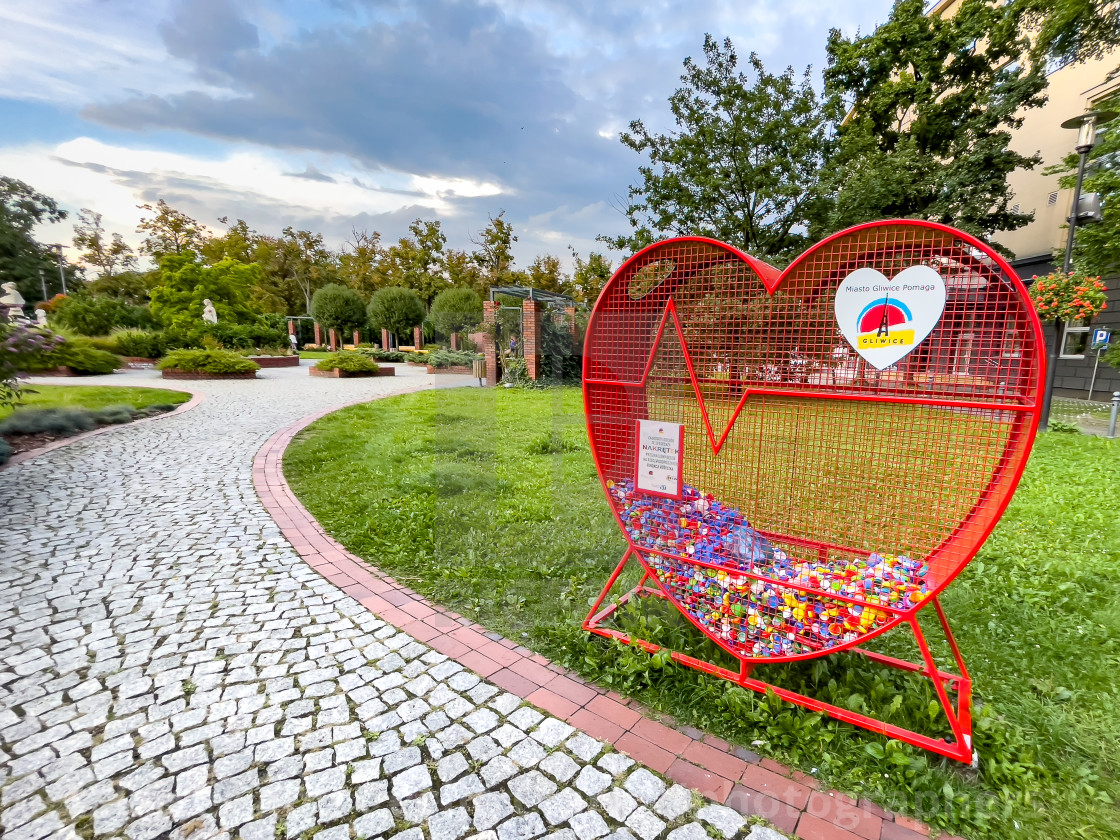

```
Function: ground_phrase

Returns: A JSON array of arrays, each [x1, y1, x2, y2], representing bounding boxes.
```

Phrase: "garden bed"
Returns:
[[283, 386, 1120, 840], [309, 366, 395, 378], [249, 355, 299, 368], [161, 370, 257, 380], [426, 365, 473, 374]]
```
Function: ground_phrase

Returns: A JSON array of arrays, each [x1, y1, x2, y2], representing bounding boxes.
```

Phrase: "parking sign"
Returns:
[[1092, 328, 1111, 350]]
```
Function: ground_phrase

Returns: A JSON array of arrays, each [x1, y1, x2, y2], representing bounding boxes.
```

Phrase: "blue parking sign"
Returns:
[[1092, 328, 1111, 350]]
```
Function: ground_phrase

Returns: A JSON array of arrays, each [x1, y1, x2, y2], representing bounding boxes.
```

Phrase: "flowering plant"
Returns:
[[1028, 271, 1108, 322], [0, 323, 65, 408]]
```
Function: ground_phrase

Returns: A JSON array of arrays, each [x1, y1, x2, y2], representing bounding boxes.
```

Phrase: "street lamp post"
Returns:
[[50, 244, 68, 295], [1039, 109, 1117, 429]]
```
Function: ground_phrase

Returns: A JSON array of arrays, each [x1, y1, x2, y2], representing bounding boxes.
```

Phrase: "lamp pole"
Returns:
[[50, 244, 68, 295], [1039, 109, 1117, 429]]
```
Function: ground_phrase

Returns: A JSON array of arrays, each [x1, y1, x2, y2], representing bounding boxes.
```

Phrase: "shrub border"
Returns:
[[1, 383, 204, 472], [254, 396, 948, 840], [161, 370, 258, 380]]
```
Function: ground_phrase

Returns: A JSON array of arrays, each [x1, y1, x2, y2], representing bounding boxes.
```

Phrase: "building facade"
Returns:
[[929, 0, 1120, 397]]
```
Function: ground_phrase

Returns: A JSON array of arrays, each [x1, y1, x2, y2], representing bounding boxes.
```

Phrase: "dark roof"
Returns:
[[488, 285, 574, 307]]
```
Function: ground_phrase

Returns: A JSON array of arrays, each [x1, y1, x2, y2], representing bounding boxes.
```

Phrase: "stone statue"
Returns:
[[1, 282, 26, 323], [202, 299, 218, 324], [35, 308, 48, 327]]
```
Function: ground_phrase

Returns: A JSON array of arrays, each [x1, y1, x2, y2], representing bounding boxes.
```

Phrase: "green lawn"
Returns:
[[2, 385, 190, 419], [284, 387, 1120, 840]]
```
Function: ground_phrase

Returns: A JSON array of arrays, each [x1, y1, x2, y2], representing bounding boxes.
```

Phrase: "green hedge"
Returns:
[[315, 352, 379, 373], [157, 349, 260, 374]]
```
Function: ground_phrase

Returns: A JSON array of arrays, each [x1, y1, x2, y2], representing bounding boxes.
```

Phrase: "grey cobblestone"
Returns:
[[0, 368, 784, 840]]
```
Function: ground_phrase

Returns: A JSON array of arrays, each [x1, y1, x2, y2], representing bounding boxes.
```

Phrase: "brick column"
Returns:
[[382, 329, 391, 350], [482, 300, 499, 386], [313, 322, 322, 346], [564, 306, 577, 339], [414, 326, 423, 350], [329, 329, 339, 352], [523, 300, 541, 380], [450, 332, 459, 351], [288, 320, 296, 336], [353, 329, 361, 347]]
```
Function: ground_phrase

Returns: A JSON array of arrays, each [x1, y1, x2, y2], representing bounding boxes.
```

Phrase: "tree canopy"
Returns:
[[137, 200, 209, 259], [367, 287, 426, 345], [604, 36, 831, 263], [311, 283, 367, 335], [821, 0, 1047, 245], [429, 287, 483, 337], [149, 253, 261, 329], [0, 176, 78, 302], [73, 209, 136, 278]]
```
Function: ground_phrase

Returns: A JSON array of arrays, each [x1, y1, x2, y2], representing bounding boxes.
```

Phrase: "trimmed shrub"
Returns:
[[427, 349, 480, 368], [0, 436, 10, 465], [0, 407, 98, 436], [51, 295, 157, 335], [311, 284, 367, 335], [429, 288, 483, 338], [157, 349, 260, 374], [356, 349, 407, 363], [94, 405, 138, 425], [315, 352, 379, 373], [112, 329, 167, 358]]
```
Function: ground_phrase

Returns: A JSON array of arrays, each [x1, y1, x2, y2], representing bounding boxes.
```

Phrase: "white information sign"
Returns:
[[635, 419, 684, 499], [834, 265, 947, 370]]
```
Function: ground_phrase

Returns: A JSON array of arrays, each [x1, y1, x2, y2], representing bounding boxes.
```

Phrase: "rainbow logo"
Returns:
[[856, 298, 915, 350]]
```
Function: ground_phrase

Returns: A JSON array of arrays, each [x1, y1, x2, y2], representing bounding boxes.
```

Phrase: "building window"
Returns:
[[1060, 321, 1090, 358], [1046, 53, 1073, 75], [1048, 191, 1058, 206], [1011, 203, 1020, 214]]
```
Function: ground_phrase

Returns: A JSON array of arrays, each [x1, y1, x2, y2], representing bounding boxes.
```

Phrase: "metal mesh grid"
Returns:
[[584, 222, 1044, 662]]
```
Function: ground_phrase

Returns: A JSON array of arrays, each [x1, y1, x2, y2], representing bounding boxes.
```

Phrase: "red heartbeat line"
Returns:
[[584, 298, 1032, 457]]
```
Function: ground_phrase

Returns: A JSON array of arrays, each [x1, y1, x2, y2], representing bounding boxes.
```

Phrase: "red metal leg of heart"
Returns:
[[581, 221, 1045, 762]]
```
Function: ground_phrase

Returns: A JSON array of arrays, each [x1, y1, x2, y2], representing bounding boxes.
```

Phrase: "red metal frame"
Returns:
[[581, 220, 1045, 762]]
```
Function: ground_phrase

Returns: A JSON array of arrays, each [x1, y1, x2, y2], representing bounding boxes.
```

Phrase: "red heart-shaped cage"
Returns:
[[583, 220, 1045, 665]]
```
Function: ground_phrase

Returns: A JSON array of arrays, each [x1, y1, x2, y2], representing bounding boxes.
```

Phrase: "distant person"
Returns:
[[509, 336, 517, 356], [289, 333, 299, 353]]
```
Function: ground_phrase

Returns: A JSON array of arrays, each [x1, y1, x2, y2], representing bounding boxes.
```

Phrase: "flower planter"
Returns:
[[161, 369, 257, 380], [309, 366, 395, 378], [426, 365, 474, 375], [248, 355, 299, 368]]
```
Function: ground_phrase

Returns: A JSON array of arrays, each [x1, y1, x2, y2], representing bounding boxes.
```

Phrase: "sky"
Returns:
[[0, 0, 894, 271]]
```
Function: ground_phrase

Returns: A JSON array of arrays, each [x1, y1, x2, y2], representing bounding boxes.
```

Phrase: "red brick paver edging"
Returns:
[[254, 399, 959, 840]]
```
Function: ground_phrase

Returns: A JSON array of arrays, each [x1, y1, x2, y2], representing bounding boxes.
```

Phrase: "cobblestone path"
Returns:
[[0, 367, 785, 840]]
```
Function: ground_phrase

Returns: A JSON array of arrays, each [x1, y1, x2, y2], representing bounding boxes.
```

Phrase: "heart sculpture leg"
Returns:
[[582, 221, 1044, 762], [583, 550, 975, 762]]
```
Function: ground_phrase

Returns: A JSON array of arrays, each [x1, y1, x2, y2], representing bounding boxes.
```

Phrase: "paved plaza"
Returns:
[[0, 364, 785, 840]]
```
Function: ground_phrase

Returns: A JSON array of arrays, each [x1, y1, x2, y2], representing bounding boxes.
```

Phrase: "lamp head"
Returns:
[[1061, 109, 1119, 153]]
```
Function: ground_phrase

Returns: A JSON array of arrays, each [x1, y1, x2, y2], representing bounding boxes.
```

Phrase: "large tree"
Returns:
[[274, 227, 339, 314], [569, 249, 613, 303], [338, 229, 383, 297], [149, 253, 261, 329], [0, 176, 78, 302], [604, 36, 831, 263], [136, 200, 209, 260], [72, 209, 136, 278], [373, 219, 448, 305], [822, 0, 1047, 245], [471, 212, 517, 284]]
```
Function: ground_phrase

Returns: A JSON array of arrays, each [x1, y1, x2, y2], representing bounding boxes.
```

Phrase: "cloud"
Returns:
[[286, 164, 336, 183], [1, 0, 896, 270]]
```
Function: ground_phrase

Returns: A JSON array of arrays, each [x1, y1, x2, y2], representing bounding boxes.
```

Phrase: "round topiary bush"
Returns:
[[311, 284, 367, 336]]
